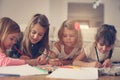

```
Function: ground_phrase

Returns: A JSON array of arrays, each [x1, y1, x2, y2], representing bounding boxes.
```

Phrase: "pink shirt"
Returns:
[[0, 52, 25, 66]]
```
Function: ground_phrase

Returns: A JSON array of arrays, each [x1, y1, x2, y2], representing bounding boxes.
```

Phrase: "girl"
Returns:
[[0, 17, 39, 66], [9, 13, 50, 64], [73, 24, 117, 68], [48, 19, 83, 66]]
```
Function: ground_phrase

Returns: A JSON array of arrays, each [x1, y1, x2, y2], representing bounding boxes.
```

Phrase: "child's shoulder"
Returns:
[[84, 42, 95, 50], [54, 41, 61, 52]]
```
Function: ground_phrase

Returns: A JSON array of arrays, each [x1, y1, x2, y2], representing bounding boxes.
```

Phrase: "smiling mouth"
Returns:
[[31, 39, 39, 43], [31, 38, 37, 41]]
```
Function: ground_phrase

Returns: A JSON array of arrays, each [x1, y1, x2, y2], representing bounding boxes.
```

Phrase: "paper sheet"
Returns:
[[0, 64, 48, 76], [47, 67, 98, 80]]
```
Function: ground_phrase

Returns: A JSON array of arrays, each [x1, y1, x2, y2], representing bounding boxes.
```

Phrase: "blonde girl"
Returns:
[[0, 17, 39, 66], [10, 13, 50, 64], [48, 19, 83, 66]]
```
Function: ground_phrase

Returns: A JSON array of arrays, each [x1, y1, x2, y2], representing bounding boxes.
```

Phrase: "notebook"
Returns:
[[0, 64, 48, 76], [47, 67, 98, 80]]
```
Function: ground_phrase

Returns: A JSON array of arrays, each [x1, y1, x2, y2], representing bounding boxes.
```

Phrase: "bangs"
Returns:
[[98, 37, 112, 47]]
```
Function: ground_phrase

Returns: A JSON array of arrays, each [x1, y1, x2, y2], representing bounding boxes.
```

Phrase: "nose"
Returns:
[[66, 36, 71, 40], [33, 34, 38, 39], [102, 46, 107, 51]]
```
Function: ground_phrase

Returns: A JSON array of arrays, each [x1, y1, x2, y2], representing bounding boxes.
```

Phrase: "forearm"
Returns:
[[25, 59, 38, 66], [73, 60, 91, 67], [60, 59, 73, 65]]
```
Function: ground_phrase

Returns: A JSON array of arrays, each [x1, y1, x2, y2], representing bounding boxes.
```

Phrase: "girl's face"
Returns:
[[62, 27, 77, 47], [96, 42, 113, 54], [3, 33, 20, 49], [29, 24, 45, 44]]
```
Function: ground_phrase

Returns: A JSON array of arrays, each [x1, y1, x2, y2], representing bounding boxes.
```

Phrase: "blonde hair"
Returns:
[[21, 13, 50, 57], [0, 17, 20, 52], [58, 19, 83, 49]]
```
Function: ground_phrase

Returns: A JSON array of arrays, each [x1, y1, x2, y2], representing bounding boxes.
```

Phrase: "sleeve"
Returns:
[[84, 43, 94, 58], [51, 43, 60, 56], [0, 53, 25, 66], [84, 44, 91, 58]]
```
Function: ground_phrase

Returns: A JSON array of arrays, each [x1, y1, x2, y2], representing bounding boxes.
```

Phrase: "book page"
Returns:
[[0, 64, 48, 76], [47, 67, 98, 80]]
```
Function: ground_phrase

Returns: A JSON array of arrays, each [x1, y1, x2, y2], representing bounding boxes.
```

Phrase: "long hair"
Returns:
[[21, 13, 50, 57], [58, 19, 83, 49], [0, 17, 20, 52]]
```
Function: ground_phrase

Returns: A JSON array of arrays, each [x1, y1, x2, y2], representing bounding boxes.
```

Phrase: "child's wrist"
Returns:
[[25, 60, 28, 64], [42, 53, 48, 57]]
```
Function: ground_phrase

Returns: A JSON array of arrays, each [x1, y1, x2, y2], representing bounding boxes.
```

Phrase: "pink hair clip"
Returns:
[[74, 22, 80, 30]]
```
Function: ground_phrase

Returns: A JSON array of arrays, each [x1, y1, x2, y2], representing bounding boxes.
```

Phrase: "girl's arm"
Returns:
[[47, 51, 61, 66], [101, 49, 113, 67], [20, 55, 30, 60], [0, 53, 25, 66], [73, 49, 88, 66], [73, 49, 102, 68], [0, 53, 40, 66], [25, 59, 38, 66], [47, 42, 62, 66], [57, 55, 79, 65], [102, 58, 112, 67], [59, 58, 73, 65]]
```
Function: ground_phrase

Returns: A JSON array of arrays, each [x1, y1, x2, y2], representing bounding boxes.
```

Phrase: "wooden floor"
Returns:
[[0, 75, 120, 80]]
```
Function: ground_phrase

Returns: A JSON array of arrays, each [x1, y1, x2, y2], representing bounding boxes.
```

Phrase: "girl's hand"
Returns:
[[89, 61, 102, 68], [37, 54, 47, 65], [102, 59, 112, 67], [48, 58, 63, 66], [25, 59, 38, 66]]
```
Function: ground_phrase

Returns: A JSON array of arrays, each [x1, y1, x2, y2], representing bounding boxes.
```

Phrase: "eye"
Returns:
[[10, 37, 17, 42], [38, 33, 44, 37], [69, 34, 75, 37], [99, 43, 104, 46], [63, 35, 67, 37], [31, 30, 36, 34], [10, 38, 14, 41]]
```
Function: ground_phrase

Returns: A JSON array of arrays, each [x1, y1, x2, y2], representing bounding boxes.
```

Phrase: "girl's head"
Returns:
[[24, 13, 49, 44], [21, 13, 50, 56], [95, 24, 117, 53], [0, 17, 20, 52], [58, 19, 82, 48]]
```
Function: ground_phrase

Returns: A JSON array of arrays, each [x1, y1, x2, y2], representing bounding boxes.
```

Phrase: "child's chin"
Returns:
[[101, 51, 107, 54], [31, 41, 38, 44], [7, 46, 12, 49]]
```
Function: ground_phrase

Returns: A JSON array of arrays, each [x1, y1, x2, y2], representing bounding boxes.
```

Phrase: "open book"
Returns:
[[0, 64, 48, 76]]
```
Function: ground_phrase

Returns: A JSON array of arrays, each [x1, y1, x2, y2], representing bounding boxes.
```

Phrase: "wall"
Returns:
[[50, 0, 120, 41], [49, 0, 67, 41], [0, 0, 120, 40], [68, 3, 104, 28], [0, 0, 50, 31], [49, 0, 95, 41], [104, 0, 120, 39]]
